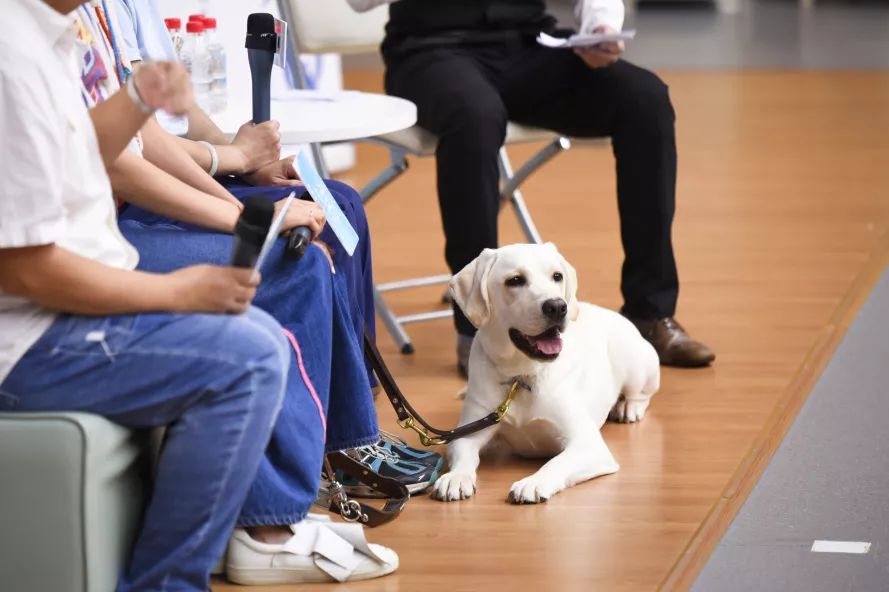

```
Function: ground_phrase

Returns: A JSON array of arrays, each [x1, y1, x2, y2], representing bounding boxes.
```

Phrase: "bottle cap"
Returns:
[[188, 14, 205, 23], [164, 17, 181, 30], [186, 21, 204, 33], [203, 17, 217, 29]]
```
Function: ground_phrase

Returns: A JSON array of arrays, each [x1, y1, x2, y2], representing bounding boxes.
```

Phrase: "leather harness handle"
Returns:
[[324, 451, 409, 528]]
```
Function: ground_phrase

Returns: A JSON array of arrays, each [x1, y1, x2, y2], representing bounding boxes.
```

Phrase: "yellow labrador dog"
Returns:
[[432, 243, 660, 504]]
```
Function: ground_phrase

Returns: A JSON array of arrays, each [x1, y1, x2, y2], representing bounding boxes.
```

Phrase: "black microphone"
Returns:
[[285, 199, 313, 260], [231, 195, 275, 268], [245, 13, 276, 124], [246, 13, 312, 260]]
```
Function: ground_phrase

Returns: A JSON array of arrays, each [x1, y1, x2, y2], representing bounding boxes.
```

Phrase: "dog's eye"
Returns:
[[553, 272, 564, 283], [505, 275, 526, 287]]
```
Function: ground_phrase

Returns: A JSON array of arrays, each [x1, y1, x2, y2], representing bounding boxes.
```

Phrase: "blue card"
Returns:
[[294, 150, 359, 256]]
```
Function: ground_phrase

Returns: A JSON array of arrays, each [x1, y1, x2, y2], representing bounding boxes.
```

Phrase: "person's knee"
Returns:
[[301, 242, 336, 277], [323, 179, 361, 206], [437, 93, 507, 148], [224, 313, 289, 414], [622, 67, 674, 122], [323, 180, 368, 223]]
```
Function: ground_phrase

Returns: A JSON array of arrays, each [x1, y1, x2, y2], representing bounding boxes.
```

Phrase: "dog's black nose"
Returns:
[[542, 298, 568, 321]]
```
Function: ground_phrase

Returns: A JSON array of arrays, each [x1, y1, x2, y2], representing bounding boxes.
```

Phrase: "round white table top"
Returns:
[[213, 90, 417, 144]]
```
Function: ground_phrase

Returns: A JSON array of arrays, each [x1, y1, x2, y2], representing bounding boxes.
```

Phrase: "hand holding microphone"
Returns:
[[164, 196, 270, 316], [246, 13, 314, 260], [275, 197, 326, 237], [232, 119, 282, 174], [167, 265, 259, 314]]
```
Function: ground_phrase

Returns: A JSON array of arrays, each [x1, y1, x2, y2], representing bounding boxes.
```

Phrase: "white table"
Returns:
[[213, 89, 418, 145]]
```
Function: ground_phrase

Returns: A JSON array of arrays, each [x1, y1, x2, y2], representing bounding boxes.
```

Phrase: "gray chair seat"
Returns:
[[376, 122, 562, 157], [0, 412, 152, 592]]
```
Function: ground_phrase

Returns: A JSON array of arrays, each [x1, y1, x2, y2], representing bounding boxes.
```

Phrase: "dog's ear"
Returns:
[[548, 243, 579, 322], [449, 248, 498, 328]]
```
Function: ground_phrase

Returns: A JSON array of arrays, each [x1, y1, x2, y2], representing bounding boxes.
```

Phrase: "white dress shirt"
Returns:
[[0, 0, 138, 384], [347, 0, 625, 34]]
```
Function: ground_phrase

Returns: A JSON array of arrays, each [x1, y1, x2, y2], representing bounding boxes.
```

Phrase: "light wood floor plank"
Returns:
[[214, 70, 889, 591]]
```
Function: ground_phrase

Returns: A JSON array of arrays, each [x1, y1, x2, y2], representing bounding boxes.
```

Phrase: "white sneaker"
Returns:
[[226, 521, 398, 585]]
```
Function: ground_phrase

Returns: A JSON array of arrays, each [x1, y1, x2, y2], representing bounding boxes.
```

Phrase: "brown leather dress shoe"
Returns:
[[627, 317, 716, 368]]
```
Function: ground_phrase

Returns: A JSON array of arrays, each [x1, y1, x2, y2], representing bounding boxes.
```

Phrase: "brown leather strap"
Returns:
[[323, 452, 409, 528], [364, 332, 503, 444]]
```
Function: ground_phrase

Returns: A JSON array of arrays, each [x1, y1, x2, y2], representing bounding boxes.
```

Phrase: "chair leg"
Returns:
[[310, 143, 330, 178], [360, 147, 409, 204], [373, 286, 415, 354], [498, 138, 570, 244]]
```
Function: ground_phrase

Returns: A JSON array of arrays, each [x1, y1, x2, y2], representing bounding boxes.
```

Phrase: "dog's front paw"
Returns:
[[431, 471, 477, 502], [609, 397, 649, 423], [507, 475, 560, 504]]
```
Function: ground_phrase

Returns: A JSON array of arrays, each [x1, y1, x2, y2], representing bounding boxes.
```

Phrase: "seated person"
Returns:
[[68, 3, 433, 584], [79, 0, 441, 492], [0, 1, 287, 589], [348, 0, 716, 372], [115, 0, 377, 362]]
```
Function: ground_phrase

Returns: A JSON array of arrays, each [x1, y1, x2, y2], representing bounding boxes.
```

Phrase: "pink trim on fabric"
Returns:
[[282, 328, 327, 436]]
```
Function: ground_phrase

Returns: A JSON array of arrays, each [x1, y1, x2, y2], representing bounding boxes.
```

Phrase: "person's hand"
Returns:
[[167, 265, 260, 314], [574, 25, 624, 69], [276, 197, 326, 238], [133, 62, 193, 115], [232, 120, 282, 173], [243, 155, 302, 187]]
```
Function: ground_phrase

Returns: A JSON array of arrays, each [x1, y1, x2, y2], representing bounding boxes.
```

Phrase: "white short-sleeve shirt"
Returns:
[[0, 0, 139, 383]]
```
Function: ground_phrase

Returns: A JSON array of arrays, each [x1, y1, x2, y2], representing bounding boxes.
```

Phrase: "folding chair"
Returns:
[[278, 0, 572, 353]]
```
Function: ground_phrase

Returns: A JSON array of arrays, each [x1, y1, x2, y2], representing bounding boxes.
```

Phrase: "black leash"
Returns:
[[364, 332, 526, 446]]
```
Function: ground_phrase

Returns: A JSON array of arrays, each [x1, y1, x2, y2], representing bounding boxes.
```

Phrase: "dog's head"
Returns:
[[449, 243, 578, 361]]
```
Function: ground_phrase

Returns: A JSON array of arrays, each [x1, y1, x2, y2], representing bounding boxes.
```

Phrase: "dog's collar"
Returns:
[[501, 376, 533, 393], [493, 376, 532, 422]]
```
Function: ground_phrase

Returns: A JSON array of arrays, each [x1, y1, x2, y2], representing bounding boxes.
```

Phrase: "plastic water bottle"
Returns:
[[163, 18, 183, 60], [182, 20, 212, 113], [203, 17, 228, 114]]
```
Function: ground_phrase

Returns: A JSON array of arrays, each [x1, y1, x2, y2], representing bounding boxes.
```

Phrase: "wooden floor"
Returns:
[[216, 70, 889, 591]]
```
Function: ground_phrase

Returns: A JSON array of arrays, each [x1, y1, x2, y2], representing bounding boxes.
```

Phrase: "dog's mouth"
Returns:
[[509, 326, 563, 360]]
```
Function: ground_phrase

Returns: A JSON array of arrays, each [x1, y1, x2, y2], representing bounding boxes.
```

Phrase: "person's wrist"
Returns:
[[156, 272, 187, 312], [216, 144, 251, 175], [197, 141, 219, 176], [127, 75, 157, 115], [225, 201, 242, 233]]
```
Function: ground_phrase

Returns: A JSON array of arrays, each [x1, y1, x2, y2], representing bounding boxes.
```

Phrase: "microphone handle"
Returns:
[[247, 48, 312, 260], [247, 48, 273, 123], [231, 235, 261, 268]]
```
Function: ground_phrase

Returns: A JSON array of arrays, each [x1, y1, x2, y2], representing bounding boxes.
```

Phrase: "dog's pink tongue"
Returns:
[[533, 334, 563, 355]]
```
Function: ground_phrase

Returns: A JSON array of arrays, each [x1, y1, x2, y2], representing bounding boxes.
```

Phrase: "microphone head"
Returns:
[[231, 195, 275, 267], [240, 194, 275, 228], [246, 13, 277, 51]]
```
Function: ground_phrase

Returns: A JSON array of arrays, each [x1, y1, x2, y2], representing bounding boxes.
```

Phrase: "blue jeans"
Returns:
[[120, 179, 377, 384], [117, 219, 380, 456], [224, 179, 377, 348], [0, 307, 288, 591], [119, 197, 380, 531]]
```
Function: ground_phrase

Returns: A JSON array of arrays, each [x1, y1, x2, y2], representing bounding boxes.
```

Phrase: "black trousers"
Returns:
[[384, 41, 679, 336]]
